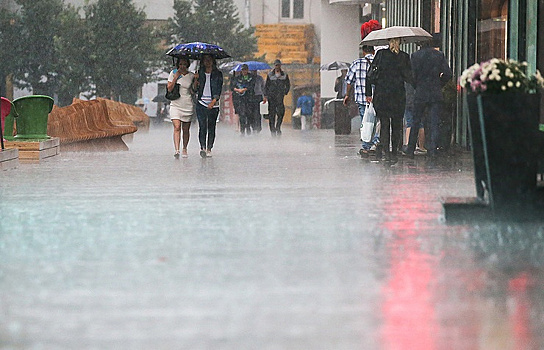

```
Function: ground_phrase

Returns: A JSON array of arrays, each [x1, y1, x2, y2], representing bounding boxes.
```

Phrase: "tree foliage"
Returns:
[[85, 0, 161, 101], [0, 7, 23, 96], [167, 0, 257, 63], [54, 4, 93, 106], [13, 0, 66, 96]]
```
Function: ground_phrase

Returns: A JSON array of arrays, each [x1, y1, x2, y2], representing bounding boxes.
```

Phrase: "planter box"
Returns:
[[4, 137, 60, 163], [0, 148, 19, 170], [443, 92, 544, 221]]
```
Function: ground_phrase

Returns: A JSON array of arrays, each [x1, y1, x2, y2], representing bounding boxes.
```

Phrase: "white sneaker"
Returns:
[[206, 150, 212, 157]]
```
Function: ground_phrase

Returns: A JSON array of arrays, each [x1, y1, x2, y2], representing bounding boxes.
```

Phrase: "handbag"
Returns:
[[366, 53, 381, 85], [366, 65, 380, 85], [360, 102, 376, 142], [292, 107, 302, 118], [165, 83, 181, 100]]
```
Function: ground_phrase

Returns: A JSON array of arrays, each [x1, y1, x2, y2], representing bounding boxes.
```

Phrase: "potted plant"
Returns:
[[459, 58, 544, 217]]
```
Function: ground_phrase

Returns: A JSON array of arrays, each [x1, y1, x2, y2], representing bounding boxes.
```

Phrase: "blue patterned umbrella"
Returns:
[[166, 42, 231, 59], [233, 61, 271, 72]]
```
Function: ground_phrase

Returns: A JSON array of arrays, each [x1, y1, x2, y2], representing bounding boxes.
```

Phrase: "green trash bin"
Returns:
[[3, 108, 15, 141], [12, 95, 54, 139]]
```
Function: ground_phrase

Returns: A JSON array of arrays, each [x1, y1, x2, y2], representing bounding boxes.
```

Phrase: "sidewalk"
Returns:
[[1, 123, 542, 349]]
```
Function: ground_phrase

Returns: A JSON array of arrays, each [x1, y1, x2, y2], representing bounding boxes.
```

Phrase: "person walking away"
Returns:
[[344, 45, 378, 156], [265, 59, 290, 136], [194, 54, 223, 158], [335, 68, 348, 99], [231, 64, 256, 136], [402, 83, 426, 155], [167, 57, 196, 158], [406, 34, 452, 159], [365, 38, 413, 163], [251, 70, 265, 133], [296, 94, 315, 131], [333, 68, 351, 134]]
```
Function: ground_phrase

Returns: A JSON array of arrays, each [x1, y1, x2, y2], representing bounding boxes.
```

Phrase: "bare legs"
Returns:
[[173, 119, 191, 157]]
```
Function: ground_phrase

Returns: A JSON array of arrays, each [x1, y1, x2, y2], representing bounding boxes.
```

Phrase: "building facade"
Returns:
[[322, 0, 543, 146]]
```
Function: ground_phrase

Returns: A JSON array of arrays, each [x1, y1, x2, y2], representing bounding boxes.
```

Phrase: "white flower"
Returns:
[[501, 85, 507, 91], [516, 81, 521, 88], [507, 81, 513, 87]]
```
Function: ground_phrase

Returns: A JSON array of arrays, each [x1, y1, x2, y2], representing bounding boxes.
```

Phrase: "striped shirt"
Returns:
[[345, 54, 374, 105]]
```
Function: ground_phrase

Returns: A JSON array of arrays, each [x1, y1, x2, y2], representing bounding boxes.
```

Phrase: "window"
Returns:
[[281, 0, 304, 19], [477, 0, 508, 61]]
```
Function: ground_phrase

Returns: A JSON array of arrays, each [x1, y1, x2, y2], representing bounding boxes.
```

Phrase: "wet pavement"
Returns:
[[1, 122, 543, 349]]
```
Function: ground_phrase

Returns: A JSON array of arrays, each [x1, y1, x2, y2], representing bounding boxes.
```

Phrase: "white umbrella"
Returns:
[[360, 26, 432, 46]]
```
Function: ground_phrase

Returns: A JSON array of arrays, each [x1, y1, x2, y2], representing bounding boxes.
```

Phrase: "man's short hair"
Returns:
[[361, 45, 374, 53]]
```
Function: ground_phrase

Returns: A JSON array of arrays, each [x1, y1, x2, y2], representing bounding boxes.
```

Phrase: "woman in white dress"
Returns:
[[167, 57, 196, 158]]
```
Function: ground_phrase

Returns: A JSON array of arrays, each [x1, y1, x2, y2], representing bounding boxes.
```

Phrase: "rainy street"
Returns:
[[1, 123, 543, 349]]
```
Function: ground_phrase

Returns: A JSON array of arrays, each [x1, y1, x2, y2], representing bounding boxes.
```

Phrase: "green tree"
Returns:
[[54, 4, 93, 106], [1, 0, 91, 105], [85, 0, 161, 102], [167, 0, 257, 62], [13, 0, 65, 97], [0, 7, 23, 97]]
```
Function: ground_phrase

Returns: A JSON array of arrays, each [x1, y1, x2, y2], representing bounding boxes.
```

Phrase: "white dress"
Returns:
[[168, 70, 195, 122]]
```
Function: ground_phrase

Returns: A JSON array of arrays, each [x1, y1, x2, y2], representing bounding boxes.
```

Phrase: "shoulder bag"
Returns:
[[165, 83, 181, 100]]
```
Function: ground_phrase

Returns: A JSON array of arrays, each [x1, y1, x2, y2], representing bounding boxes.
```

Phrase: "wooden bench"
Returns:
[[47, 99, 139, 150]]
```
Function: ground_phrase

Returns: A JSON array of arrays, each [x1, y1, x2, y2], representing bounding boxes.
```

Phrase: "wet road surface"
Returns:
[[1, 123, 543, 349]]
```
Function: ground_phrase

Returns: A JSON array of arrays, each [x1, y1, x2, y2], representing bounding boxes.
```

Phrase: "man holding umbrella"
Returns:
[[231, 63, 256, 136], [265, 59, 290, 136]]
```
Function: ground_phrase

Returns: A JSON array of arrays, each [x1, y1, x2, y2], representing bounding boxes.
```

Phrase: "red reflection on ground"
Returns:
[[380, 194, 438, 350], [509, 272, 533, 350]]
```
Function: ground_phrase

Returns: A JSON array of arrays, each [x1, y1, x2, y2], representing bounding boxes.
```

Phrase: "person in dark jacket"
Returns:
[[265, 59, 290, 136], [406, 35, 453, 158], [231, 64, 256, 136], [366, 38, 413, 163], [251, 71, 266, 133], [194, 54, 223, 158]]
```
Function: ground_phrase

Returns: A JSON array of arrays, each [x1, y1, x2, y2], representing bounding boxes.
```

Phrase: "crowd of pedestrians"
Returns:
[[164, 29, 451, 163], [338, 32, 452, 164]]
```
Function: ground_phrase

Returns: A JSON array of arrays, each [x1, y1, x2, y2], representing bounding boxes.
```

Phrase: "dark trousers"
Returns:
[[375, 106, 403, 156], [268, 98, 285, 132], [196, 103, 219, 150], [238, 102, 254, 135], [408, 102, 442, 155], [251, 102, 262, 132]]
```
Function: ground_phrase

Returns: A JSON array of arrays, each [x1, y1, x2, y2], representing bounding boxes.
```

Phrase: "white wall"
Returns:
[[320, 0, 360, 98]]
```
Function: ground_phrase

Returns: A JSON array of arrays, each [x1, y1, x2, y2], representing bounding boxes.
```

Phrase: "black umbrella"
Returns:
[[152, 94, 169, 103], [166, 42, 231, 60], [320, 61, 350, 71]]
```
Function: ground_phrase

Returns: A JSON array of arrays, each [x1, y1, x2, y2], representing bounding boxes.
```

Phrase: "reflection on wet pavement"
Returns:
[[0, 124, 543, 349]]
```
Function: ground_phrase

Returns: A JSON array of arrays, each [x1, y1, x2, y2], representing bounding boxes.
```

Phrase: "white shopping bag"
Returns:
[[360, 103, 376, 142], [259, 101, 269, 115]]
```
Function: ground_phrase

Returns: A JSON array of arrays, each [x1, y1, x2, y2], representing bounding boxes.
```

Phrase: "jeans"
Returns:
[[196, 103, 219, 150], [358, 103, 379, 150], [407, 101, 442, 155]]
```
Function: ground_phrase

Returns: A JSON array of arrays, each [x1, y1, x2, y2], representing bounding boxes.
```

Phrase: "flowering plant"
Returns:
[[459, 58, 544, 94]]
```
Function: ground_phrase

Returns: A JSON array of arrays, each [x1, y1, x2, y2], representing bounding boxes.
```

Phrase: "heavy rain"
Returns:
[[1, 0, 544, 348]]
